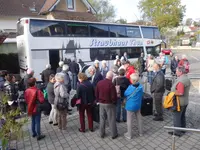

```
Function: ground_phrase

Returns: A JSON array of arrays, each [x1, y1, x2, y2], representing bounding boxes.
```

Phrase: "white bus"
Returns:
[[17, 18, 163, 80]]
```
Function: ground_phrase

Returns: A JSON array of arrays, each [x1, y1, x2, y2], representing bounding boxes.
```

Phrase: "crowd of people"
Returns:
[[0, 51, 191, 142]]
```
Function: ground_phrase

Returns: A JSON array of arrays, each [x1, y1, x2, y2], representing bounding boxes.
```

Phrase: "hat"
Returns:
[[94, 60, 99, 64], [27, 68, 34, 74]]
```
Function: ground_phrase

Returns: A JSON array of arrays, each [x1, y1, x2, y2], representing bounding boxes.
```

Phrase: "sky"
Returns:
[[110, 0, 200, 23]]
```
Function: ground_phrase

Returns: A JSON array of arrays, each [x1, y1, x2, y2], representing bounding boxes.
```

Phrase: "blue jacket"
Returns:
[[124, 83, 143, 112]]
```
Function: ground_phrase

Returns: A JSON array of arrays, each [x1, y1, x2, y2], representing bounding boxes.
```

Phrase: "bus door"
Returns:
[[49, 50, 60, 72], [31, 50, 49, 81]]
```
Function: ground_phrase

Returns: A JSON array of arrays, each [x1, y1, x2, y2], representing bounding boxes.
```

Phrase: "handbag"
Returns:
[[57, 99, 68, 111], [122, 87, 138, 108], [115, 77, 121, 98]]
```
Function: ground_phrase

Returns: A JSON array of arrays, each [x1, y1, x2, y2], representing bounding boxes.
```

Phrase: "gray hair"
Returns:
[[59, 61, 64, 67], [62, 64, 69, 71], [46, 64, 51, 69], [130, 73, 139, 82], [106, 71, 113, 79], [88, 66, 96, 72], [182, 54, 187, 59], [55, 73, 64, 82]]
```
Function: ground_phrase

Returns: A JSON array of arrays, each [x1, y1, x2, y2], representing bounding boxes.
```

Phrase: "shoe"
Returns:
[[89, 129, 94, 132], [153, 117, 163, 121], [124, 133, 131, 140], [153, 113, 158, 117], [53, 123, 58, 126], [49, 121, 53, 124], [32, 134, 37, 138], [181, 131, 186, 134], [37, 135, 45, 141], [168, 132, 182, 137], [116, 119, 120, 123], [100, 135, 105, 138], [123, 120, 127, 122], [79, 128, 85, 133], [67, 109, 72, 111], [112, 134, 118, 139]]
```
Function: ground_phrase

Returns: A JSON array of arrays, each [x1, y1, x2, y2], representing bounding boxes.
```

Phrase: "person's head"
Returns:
[[101, 60, 107, 68], [112, 66, 118, 74], [159, 52, 163, 57], [124, 61, 130, 70], [175, 55, 178, 61], [49, 74, 55, 83], [176, 66, 185, 77], [46, 64, 51, 69], [124, 52, 127, 56], [116, 55, 119, 60], [12, 75, 16, 83], [88, 66, 96, 76], [147, 54, 151, 59], [170, 52, 173, 57], [130, 73, 139, 84], [182, 54, 187, 60], [119, 69, 125, 76], [116, 59, 121, 66], [27, 77, 36, 87], [141, 53, 144, 57], [106, 71, 113, 80], [59, 61, 64, 67], [153, 61, 161, 72], [62, 64, 69, 72], [78, 73, 88, 83], [94, 60, 99, 68], [55, 73, 64, 83], [27, 68, 34, 76], [5, 74, 13, 82], [150, 55, 154, 60]]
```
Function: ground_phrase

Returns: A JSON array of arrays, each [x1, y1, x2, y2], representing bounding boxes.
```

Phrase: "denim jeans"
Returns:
[[116, 98, 127, 121], [72, 74, 78, 90], [31, 113, 41, 136]]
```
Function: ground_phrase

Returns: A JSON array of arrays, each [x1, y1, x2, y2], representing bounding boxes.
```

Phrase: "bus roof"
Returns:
[[19, 17, 159, 28]]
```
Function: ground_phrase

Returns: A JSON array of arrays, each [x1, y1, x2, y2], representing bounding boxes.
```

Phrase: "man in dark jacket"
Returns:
[[69, 58, 79, 90], [46, 74, 57, 125], [41, 64, 54, 86], [138, 53, 145, 77], [113, 69, 130, 122], [171, 56, 179, 75], [96, 71, 118, 139], [88, 66, 103, 88], [151, 61, 165, 121]]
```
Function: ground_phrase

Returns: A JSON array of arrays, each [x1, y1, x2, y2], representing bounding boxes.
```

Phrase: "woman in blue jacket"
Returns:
[[124, 73, 143, 139]]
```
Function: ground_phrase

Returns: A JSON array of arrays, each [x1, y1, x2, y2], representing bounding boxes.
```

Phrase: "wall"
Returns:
[[55, 0, 67, 11], [0, 16, 18, 30], [76, 0, 87, 12]]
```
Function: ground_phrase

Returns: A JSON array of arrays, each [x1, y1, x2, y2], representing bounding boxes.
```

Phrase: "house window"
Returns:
[[67, 0, 74, 10]]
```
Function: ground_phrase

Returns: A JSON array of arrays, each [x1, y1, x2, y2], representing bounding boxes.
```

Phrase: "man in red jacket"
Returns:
[[25, 78, 45, 141], [124, 61, 136, 82], [95, 71, 118, 139]]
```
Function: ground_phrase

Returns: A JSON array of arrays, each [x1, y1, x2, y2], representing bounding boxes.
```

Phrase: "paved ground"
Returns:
[[10, 98, 200, 150]]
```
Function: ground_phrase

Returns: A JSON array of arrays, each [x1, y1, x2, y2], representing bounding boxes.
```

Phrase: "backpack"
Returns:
[[115, 77, 121, 98], [43, 89, 48, 100], [164, 56, 169, 65], [163, 92, 180, 111], [183, 60, 190, 73]]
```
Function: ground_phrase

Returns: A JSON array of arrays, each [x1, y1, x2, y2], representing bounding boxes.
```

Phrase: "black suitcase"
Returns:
[[141, 93, 153, 116], [92, 104, 100, 123]]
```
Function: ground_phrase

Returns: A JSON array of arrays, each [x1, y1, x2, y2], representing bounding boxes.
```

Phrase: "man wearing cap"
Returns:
[[24, 68, 34, 90], [94, 60, 100, 73], [151, 61, 165, 121], [41, 64, 54, 85]]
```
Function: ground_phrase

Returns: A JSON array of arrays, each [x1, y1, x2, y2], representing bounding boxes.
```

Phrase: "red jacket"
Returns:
[[95, 79, 117, 104], [25, 86, 44, 116], [126, 66, 136, 82]]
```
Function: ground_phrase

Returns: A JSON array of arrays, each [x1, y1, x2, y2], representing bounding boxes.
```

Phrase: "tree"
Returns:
[[115, 18, 127, 24], [88, 0, 116, 22], [185, 18, 193, 26], [138, 0, 186, 32]]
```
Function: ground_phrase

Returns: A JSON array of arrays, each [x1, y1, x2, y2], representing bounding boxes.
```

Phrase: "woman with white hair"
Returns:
[[124, 73, 143, 139], [54, 73, 69, 130], [100, 60, 109, 79], [61, 64, 71, 93]]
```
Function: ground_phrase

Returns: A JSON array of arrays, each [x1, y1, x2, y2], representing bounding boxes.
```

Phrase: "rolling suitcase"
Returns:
[[92, 104, 100, 123], [141, 93, 153, 116]]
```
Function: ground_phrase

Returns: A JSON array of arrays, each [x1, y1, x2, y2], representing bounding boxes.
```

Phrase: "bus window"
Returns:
[[30, 20, 65, 37], [90, 24, 109, 37], [109, 26, 127, 37], [67, 23, 88, 37], [154, 28, 161, 39], [141, 27, 154, 39], [17, 20, 24, 36], [110, 48, 121, 60], [90, 48, 110, 61], [126, 27, 141, 38]]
